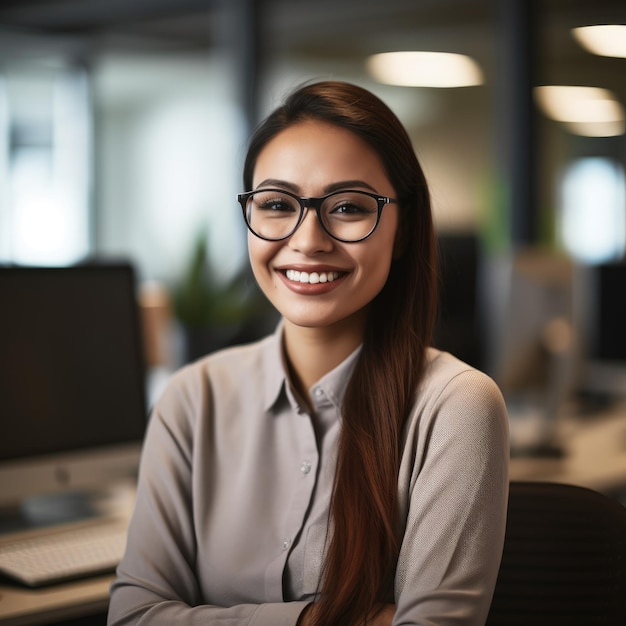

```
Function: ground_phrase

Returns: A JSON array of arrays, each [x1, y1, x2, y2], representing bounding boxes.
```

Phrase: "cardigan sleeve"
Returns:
[[393, 366, 509, 626], [107, 371, 309, 626]]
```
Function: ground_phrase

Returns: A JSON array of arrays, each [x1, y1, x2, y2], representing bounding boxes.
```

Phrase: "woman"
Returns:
[[108, 81, 509, 626]]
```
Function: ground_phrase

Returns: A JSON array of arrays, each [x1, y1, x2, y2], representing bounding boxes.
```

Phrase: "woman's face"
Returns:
[[248, 119, 399, 333]]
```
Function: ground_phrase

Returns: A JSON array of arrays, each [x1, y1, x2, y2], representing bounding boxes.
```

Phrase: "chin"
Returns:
[[282, 306, 368, 332], [283, 314, 337, 329]]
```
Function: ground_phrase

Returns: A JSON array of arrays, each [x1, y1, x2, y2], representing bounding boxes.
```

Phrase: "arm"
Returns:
[[107, 373, 309, 626], [297, 603, 396, 626], [393, 367, 509, 626]]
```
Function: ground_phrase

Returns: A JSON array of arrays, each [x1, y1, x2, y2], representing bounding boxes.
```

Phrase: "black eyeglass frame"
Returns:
[[237, 188, 398, 243]]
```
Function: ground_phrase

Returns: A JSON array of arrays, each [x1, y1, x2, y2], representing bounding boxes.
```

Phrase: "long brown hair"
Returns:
[[243, 81, 438, 625]]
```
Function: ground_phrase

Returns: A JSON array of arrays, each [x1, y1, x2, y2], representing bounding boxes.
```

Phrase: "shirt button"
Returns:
[[300, 460, 311, 475], [282, 539, 291, 551], [313, 387, 324, 398]]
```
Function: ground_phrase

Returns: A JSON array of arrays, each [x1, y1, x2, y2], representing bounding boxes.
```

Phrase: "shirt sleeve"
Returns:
[[393, 367, 510, 626], [107, 373, 309, 626]]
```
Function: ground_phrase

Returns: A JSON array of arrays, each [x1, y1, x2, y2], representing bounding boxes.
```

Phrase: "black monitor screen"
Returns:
[[593, 262, 626, 363], [0, 263, 147, 462], [434, 233, 484, 370]]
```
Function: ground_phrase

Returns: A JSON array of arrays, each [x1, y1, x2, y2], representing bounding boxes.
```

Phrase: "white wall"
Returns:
[[93, 51, 248, 285]]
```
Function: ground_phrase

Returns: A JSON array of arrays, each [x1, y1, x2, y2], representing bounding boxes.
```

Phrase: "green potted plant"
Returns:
[[172, 229, 273, 362]]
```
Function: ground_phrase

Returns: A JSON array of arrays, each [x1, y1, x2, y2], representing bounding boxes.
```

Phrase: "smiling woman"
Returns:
[[108, 81, 509, 626], [244, 119, 400, 347]]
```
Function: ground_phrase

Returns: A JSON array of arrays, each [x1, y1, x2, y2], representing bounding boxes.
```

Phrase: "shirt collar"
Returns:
[[260, 319, 362, 414], [312, 343, 361, 409], [260, 321, 288, 413]]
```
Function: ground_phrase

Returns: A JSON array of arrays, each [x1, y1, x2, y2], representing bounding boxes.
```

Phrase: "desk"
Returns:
[[0, 575, 111, 626], [0, 485, 135, 626], [509, 402, 626, 494]]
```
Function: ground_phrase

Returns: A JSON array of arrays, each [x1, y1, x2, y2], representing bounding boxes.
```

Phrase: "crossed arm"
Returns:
[[297, 603, 396, 626]]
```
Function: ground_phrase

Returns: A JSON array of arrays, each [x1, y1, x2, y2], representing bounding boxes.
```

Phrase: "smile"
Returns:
[[285, 269, 341, 284]]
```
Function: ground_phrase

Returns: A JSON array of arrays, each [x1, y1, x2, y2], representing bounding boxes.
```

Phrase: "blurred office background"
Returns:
[[1, 0, 625, 473]]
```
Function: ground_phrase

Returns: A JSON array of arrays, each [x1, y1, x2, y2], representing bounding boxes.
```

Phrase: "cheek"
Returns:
[[363, 229, 399, 291], [372, 215, 400, 265], [247, 236, 277, 286], [351, 238, 394, 293], [247, 237, 264, 278], [369, 254, 395, 295]]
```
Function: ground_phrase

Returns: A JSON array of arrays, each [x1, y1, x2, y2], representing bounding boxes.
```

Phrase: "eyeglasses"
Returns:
[[237, 188, 398, 243]]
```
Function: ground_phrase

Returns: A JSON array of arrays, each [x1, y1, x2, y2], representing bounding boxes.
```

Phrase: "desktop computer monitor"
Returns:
[[495, 249, 574, 393], [492, 249, 576, 456], [575, 260, 626, 399], [0, 262, 148, 517], [434, 232, 484, 371]]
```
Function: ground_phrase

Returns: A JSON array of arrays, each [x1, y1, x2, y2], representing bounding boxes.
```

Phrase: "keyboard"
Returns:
[[0, 517, 128, 587]]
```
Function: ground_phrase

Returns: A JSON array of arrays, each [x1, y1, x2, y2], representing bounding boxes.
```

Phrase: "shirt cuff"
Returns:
[[249, 601, 311, 626]]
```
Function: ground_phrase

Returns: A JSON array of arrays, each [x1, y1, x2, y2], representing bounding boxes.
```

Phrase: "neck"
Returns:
[[283, 315, 366, 405]]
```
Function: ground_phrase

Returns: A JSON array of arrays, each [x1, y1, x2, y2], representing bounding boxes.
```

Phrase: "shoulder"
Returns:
[[154, 334, 278, 417], [421, 348, 505, 408], [175, 334, 274, 383], [409, 348, 509, 441]]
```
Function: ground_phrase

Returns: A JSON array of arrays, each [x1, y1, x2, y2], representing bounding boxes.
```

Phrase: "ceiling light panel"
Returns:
[[534, 85, 625, 136], [367, 51, 483, 88], [572, 25, 626, 58]]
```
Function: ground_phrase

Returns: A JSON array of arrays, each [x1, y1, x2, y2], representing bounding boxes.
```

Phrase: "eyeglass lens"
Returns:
[[244, 190, 380, 241]]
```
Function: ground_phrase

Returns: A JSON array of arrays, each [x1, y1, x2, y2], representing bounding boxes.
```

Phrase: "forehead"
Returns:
[[252, 120, 394, 194]]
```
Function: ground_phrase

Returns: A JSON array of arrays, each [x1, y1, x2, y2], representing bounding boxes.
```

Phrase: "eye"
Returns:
[[331, 202, 369, 215], [326, 193, 377, 219], [253, 192, 298, 213]]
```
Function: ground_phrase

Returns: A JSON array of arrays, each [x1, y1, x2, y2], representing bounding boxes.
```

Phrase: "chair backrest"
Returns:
[[486, 481, 626, 626]]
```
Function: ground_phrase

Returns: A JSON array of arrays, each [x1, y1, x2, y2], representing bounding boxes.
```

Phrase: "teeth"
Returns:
[[285, 270, 340, 284]]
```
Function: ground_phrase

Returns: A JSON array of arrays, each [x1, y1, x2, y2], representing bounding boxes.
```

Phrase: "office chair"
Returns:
[[486, 481, 626, 626]]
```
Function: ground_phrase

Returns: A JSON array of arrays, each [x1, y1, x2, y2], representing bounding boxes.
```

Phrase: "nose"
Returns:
[[288, 208, 334, 254]]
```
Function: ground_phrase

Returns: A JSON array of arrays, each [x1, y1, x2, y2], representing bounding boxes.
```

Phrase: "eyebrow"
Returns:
[[254, 178, 379, 195]]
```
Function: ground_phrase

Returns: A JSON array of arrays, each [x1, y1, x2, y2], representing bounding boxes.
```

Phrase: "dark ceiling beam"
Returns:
[[214, 0, 263, 132], [0, 0, 215, 32], [496, 0, 541, 247]]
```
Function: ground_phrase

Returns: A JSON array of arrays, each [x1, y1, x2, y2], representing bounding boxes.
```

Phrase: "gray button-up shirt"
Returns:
[[108, 325, 509, 625]]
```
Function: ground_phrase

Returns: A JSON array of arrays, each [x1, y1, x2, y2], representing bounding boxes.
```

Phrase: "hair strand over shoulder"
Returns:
[[244, 81, 438, 626]]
